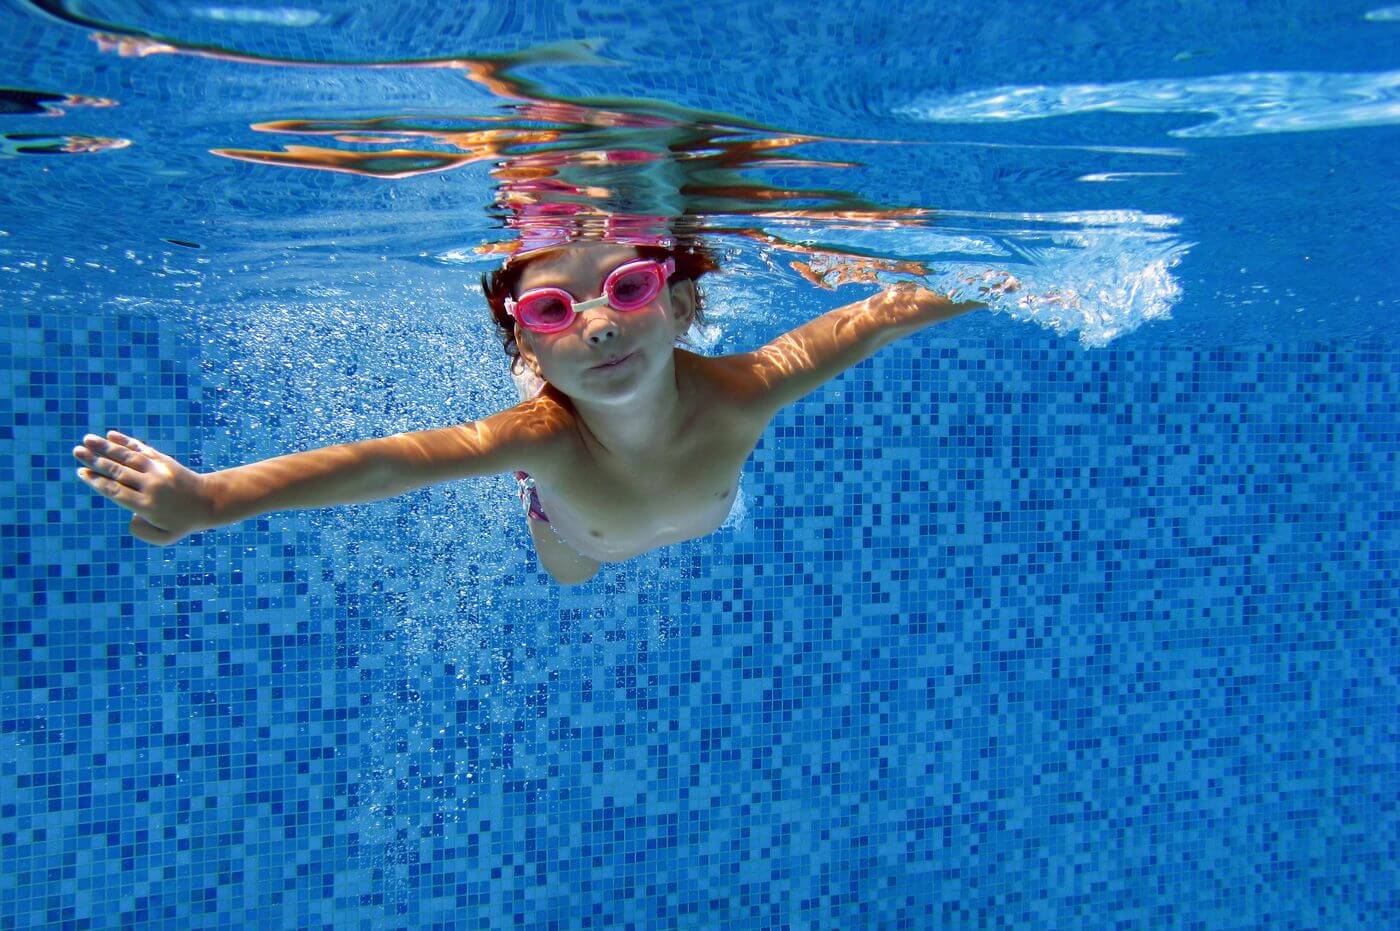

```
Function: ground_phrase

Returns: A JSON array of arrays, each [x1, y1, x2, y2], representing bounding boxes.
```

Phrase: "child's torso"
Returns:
[[527, 353, 765, 563]]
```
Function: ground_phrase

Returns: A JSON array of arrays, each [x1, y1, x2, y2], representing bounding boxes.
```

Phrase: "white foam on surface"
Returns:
[[924, 212, 1194, 348]]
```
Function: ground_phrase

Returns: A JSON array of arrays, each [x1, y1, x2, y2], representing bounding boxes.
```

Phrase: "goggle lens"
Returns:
[[517, 292, 572, 330], [607, 266, 662, 309]]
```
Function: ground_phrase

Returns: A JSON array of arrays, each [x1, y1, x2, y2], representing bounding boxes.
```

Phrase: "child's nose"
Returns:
[[583, 318, 619, 344]]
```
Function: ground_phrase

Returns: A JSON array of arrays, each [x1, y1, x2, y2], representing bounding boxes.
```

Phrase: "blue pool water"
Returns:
[[2, 0, 1397, 927]]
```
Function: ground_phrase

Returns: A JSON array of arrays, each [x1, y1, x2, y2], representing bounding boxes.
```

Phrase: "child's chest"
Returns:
[[534, 409, 761, 562]]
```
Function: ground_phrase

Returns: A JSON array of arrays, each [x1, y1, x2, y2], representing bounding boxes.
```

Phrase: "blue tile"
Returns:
[[4, 282, 1395, 928]]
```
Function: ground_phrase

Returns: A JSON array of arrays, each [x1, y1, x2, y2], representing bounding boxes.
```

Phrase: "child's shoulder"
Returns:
[[508, 384, 580, 432], [677, 348, 776, 432], [679, 347, 750, 396], [497, 389, 585, 479]]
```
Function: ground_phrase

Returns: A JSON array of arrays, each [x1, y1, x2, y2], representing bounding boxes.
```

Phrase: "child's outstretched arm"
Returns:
[[731, 281, 1000, 421], [72, 406, 560, 546]]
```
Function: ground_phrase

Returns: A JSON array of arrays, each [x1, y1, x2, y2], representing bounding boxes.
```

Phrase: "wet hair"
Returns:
[[480, 241, 721, 366]]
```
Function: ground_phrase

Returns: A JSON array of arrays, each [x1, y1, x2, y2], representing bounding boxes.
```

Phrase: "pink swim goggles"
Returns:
[[505, 257, 676, 334]]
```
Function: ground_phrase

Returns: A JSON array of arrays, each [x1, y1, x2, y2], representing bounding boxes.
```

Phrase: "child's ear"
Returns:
[[669, 279, 697, 330], [514, 325, 542, 377]]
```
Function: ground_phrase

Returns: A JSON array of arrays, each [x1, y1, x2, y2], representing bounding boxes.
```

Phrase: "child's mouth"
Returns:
[[592, 352, 633, 369]]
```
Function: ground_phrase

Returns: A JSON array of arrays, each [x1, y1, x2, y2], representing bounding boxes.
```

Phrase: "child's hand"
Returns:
[[791, 256, 929, 290], [957, 269, 1022, 300], [72, 431, 215, 546], [91, 33, 177, 58]]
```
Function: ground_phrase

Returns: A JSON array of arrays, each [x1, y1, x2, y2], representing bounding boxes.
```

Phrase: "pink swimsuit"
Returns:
[[514, 470, 551, 523]]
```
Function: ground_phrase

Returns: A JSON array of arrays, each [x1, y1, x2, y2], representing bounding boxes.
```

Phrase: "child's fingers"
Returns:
[[123, 434, 172, 464], [80, 433, 151, 470], [106, 430, 165, 461], [73, 438, 149, 489], [72, 452, 147, 491], [76, 467, 143, 509]]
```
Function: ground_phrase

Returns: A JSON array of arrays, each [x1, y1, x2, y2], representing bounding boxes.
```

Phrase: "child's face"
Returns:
[[512, 243, 697, 403]]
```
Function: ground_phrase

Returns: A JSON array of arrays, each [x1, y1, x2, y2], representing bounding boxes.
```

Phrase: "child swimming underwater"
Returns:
[[72, 234, 1012, 585]]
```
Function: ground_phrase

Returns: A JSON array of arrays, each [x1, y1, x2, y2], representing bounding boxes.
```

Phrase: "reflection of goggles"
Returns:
[[505, 257, 675, 334], [504, 206, 675, 262]]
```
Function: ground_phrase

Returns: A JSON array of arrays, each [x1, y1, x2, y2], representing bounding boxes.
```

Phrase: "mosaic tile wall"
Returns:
[[2, 304, 1396, 929]]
